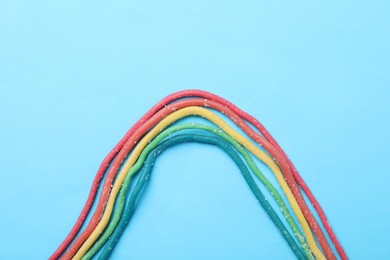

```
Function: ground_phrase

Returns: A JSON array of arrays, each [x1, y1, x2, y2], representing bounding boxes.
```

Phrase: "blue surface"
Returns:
[[0, 1, 389, 259]]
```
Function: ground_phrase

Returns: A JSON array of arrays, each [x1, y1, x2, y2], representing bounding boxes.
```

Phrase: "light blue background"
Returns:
[[1, 1, 389, 259]]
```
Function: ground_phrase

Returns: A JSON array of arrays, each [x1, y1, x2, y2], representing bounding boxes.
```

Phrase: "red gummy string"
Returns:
[[51, 90, 345, 260], [55, 95, 337, 259]]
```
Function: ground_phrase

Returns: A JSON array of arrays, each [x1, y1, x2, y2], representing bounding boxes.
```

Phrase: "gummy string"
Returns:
[[59, 100, 326, 259], [83, 124, 313, 260], [97, 133, 307, 259], [51, 90, 345, 259], [72, 107, 325, 260]]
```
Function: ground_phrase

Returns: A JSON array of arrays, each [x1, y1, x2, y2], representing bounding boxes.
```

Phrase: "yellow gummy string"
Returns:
[[73, 106, 325, 260]]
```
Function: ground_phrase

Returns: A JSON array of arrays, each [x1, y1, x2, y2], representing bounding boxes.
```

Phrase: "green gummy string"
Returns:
[[83, 124, 313, 259]]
